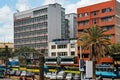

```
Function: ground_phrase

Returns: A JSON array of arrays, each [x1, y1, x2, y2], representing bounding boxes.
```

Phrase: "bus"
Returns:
[[45, 57, 57, 64], [26, 65, 39, 73], [96, 66, 117, 78], [61, 56, 77, 64], [0, 65, 6, 78], [8, 59, 19, 71]]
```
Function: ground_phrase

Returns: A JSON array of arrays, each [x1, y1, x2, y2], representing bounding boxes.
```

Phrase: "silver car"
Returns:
[[66, 73, 73, 80], [57, 71, 66, 80], [73, 74, 80, 80], [50, 72, 57, 79]]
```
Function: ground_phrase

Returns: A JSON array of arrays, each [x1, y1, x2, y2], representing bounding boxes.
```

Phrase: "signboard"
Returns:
[[79, 59, 84, 71], [86, 61, 93, 78], [57, 55, 61, 65], [55, 40, 70, 44]]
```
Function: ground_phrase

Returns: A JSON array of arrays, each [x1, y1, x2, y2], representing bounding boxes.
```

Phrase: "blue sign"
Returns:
[[79, 59, 84, 71]]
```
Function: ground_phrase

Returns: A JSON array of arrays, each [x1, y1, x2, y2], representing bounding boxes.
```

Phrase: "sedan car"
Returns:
[[45, 72, 51, 79], [15, 70, 21, 76], [9, 70, 16, 76], [50, 72, 57, 79], [21, 71, 26, 76], [73, 74, 80, 80], [26, 72, 33, 77], [66, 73, 73, 80]]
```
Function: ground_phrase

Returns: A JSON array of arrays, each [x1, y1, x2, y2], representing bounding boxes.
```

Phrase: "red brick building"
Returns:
[[77, 0, 120, 63]]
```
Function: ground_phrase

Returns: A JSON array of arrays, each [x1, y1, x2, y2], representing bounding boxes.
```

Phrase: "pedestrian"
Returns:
[[98, 74, 103, 80], [32, 75, 35, 80], [19, 76, 23, 80]]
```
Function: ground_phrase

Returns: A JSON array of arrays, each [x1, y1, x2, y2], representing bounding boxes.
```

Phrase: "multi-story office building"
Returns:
[[48, 39, 77, 57], [14, 3, 65, 55], [77, 0, 120, 63], [65, 13, 77, 39]]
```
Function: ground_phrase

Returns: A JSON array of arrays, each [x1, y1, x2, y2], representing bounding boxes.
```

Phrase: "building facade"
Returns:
[[77, 0, 120, 62], [0, 42, 14, 51], [48, 39, 78, 57], [14, 3, 65, 55], [65, 13, 77, 39]]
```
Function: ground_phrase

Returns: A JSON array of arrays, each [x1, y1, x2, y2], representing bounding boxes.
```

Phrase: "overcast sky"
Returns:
[[0, 0, 119, 42]]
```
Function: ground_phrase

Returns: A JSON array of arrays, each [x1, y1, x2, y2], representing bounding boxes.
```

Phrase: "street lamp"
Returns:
[[78, 38, 84, 80]]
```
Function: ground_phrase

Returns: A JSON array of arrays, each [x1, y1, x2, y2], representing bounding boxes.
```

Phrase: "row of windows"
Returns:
[[33, 8, 48, 15], [102, 25, 113, 31], [15, 29, 47, 38], [51, 44, 75, 49], [78, 16, 114, 26], [15, 43, 47, 49], [15, 36, 47, 43], [51, 52, 75, 56], [78, 7, 113, 18], [14, 22, 47, 32], [14, 15, 48, 26], [78, 25, 114, 32]]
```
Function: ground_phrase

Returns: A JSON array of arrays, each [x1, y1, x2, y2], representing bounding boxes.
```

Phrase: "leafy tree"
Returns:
[[110, 43, 120, 54], [79, 25, 111, 78]]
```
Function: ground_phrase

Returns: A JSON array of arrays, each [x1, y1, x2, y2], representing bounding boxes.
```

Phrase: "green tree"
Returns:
[[13, 46, 38, 65], [79, 25, 111, 78], [110, 43, 120, 54], [0, 46, 12, 64]]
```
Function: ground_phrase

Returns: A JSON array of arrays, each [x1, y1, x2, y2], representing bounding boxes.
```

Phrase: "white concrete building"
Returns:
[[48, 39, 77, 57], [14, 3, 65, 55]]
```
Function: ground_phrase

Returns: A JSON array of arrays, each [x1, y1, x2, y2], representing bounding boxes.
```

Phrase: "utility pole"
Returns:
[[5, 45, 9, 78], [39, 50, 44, 80]]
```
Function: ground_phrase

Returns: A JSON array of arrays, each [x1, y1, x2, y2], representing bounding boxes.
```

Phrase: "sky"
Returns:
[[0, 0, 120, 43]]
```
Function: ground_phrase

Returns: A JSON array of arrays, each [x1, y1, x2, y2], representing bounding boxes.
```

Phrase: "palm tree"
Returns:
[[79, 25, 111, 79]]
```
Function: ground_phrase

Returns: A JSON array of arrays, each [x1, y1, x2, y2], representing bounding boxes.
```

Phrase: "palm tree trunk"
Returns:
[[92, 45, 96, 79]]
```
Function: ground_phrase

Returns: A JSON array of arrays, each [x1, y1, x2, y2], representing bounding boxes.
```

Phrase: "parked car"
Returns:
[[45, 72, 51, 79], [9, 70, 16, 76], [73, 74, 80, 80], [21, 71, 26, 76], [50, 72, 57, 79], [26, 72, 33, 77], [57, 71, 66, 80], [66, 73, 73, 80], [15, 70, 21, 76]]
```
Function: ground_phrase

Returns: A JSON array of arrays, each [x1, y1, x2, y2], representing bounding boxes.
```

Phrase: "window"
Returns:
[[101, 16, 113, 22], [51, 52, 56, 56], [71, 44, 75, 48], [71, 52, 75, 56], [57, 45, 67, 49], [92, 11, 98, 16], [107, 7, 113, 12], [51, 45, 56, 49], [84, 12, 88, 17], [93, 19, 97, 24], [78, 14, 82, 18], [58, 52, 67, 56], [102, 8, 106, 13]]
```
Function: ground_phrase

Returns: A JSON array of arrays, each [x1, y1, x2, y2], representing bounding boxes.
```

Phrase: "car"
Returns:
[[45, 72, 51, 79], [26, 72, 33, 77], [15, 70, 21, 76], [9, 70, 16, 76], [21, 71, 26, 76], [50, 72, 57, 79], [66, 73, 73, 80], [57, 71, 66, 80], [73, 74, 80, 80]]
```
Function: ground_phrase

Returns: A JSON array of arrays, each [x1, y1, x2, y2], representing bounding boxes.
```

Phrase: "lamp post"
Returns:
[[78, 38, 84, 80]]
